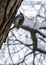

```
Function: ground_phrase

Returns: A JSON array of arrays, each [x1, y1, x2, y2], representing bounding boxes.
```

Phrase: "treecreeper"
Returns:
[[0, 0, 23, 48]]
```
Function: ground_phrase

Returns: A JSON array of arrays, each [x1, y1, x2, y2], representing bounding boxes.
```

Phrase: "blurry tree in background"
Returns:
[[0, 0, 23, 48], [0, 0, 46, 65]]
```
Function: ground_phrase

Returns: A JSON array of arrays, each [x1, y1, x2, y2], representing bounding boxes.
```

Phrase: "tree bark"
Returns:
[[0, 0, 23, 48]]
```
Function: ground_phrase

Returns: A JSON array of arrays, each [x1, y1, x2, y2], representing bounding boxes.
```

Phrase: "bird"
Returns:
[[14, 12, 24, 29]]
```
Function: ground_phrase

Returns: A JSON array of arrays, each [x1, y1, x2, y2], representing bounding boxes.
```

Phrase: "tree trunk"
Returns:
[[0, 0, 23, 48]]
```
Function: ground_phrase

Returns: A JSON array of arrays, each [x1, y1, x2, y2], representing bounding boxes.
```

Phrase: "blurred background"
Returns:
[[0, 0, 46, 65]]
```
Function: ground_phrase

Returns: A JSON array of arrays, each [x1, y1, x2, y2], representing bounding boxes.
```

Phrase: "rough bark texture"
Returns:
[[0, 0, 23, 48]]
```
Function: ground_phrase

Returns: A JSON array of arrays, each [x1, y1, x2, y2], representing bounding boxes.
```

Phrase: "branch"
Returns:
[[39, 27, 46, 29], [36, 48, 46, 54], [37, 14, 45, 18], [21, 26, 46, 38], [38, 37, 46, 43], [16, 51, 33, 65]]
